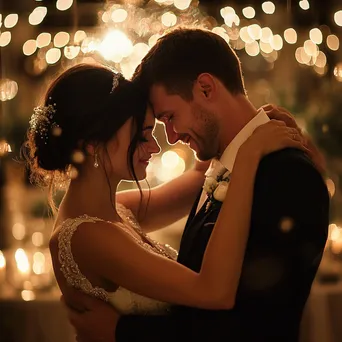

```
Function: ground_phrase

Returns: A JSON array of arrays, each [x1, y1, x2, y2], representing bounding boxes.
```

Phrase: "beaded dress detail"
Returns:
[[57, 203, 178, 314]]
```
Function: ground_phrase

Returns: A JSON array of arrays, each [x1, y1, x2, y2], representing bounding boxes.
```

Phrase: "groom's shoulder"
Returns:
[[257, 148, 319, 179]]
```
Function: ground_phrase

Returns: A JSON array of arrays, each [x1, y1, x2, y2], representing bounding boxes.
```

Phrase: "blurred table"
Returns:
[[0, 286, 75, 342], [1, 280, 342, 342], [300, 280, 342, 342]]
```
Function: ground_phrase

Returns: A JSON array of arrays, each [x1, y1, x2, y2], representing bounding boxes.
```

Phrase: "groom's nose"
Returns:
[[165, 122, 180, 145]]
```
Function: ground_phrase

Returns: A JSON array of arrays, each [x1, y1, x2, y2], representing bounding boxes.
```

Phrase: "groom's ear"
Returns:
[[196, 73, 216, 100]]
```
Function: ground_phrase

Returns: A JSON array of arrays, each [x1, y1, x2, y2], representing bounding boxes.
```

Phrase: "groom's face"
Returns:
[[149, 84, 220, 161]]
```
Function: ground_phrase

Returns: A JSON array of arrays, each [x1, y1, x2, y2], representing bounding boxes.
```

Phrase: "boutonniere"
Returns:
[[203, 171, 231, 213]]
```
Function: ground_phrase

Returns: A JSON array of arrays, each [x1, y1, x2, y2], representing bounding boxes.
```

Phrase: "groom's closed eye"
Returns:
[[155, 111, 174, 123]]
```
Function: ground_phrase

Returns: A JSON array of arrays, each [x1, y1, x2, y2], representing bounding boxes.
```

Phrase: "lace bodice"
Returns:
[[57, 203, 178, 315]]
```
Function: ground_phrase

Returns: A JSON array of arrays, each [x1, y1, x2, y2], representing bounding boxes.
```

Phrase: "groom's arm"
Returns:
[[241, 149, 329, 296]]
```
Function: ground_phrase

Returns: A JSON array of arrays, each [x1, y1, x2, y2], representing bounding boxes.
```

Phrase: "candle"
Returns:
[[329, 225, 342, 255], [0, 250, 6, 285], [14, 248, 31, 286]]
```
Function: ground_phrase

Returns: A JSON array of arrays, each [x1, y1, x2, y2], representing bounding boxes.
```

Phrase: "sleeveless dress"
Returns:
[[57, 203, 178, 315]]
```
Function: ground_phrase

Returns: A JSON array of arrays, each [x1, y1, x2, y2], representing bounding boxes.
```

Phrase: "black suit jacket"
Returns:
[[116, 149, 329, 342]]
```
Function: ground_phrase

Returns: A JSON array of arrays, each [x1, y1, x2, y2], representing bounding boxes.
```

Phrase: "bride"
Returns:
[[24, 63, 310, 316]]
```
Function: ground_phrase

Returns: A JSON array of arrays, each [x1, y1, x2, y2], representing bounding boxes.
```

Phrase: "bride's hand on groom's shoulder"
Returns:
[[261, 104, 301, 132], [261, 104, 327, 175], [60, 293, 120, 342]]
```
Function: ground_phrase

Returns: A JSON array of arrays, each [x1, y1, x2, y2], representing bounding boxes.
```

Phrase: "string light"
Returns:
[[56, 0, 73, 11], [284, 28, 297, 44], [327, 34, 339, 51], [0, 31, 11, 47], [28, 7, 47, 25], [334, 10, 342, 27], [299, 0, 310, 10], [4, 14, 19, 28], [262, 2, 276, 15], [9, 0, 340, 81], [242, 6, 255, 19]]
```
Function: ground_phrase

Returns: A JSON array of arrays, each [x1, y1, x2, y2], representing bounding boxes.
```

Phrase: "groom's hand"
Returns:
[[61, 293, 120, 342]]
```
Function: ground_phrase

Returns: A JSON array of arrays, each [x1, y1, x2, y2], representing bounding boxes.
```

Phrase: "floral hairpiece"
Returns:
[[29, 100, 60, 144], [111, 72, 121, 93]]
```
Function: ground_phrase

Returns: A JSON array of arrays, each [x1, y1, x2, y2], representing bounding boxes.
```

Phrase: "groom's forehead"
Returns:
[[149, 85, 170, 114]]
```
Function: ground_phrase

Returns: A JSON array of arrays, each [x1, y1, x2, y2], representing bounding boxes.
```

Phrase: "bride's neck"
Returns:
[[60, 166, 122, 222]]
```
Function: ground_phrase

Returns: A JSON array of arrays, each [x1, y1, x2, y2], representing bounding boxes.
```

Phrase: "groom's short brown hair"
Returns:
[[132, 28, 246, 100]]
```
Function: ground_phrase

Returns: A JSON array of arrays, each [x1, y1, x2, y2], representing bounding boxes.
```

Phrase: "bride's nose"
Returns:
[[149, 138, 161, 155]]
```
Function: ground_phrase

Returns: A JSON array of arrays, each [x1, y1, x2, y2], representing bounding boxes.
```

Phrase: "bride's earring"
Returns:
[[94, 152, 99, 168]]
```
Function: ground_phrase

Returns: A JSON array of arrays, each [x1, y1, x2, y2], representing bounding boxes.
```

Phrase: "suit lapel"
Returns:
[[178, 194, 221, 264]]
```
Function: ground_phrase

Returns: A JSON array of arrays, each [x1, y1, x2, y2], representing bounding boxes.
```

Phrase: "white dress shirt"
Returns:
[[196, 109, 270, 213]]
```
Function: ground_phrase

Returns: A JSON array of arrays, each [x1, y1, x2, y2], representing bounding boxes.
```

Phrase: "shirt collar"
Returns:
[[218, 108, 270, 172]]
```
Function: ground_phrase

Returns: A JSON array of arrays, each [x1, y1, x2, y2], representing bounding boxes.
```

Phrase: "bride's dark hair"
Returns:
[[22, 63, 148, 213]]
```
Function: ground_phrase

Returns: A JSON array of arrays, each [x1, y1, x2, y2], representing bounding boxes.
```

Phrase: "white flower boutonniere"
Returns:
[[203, 171, 231, 212]]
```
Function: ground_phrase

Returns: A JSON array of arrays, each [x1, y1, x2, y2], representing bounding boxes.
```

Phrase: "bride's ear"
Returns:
[[196, 73, 216, 100], [85, 143, 96, 156]]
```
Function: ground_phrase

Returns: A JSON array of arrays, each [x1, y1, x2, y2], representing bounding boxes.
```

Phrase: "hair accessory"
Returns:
[[111, 73, 121, 93], [29, 103, 60, 144], [94, 152, 99, 168]]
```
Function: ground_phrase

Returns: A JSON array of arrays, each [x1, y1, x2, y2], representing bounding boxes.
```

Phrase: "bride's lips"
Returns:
[[139, 158, 150, 165]]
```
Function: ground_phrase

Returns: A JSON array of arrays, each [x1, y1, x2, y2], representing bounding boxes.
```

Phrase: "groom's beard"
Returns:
[[190, 130, 218, 161], [190, 105, 219, 161]]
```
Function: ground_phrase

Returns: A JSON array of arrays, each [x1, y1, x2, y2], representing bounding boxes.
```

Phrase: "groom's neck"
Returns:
[[218, 95, 257, 155]]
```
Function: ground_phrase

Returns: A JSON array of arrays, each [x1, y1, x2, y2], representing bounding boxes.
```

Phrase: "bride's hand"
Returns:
[[261, 104, 302, 132], [261, 104, 327, 175], [239, 119, 309, 161]]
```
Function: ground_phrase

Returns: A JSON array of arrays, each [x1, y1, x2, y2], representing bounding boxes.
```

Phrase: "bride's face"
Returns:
[[133, 109, 161, 180], [105, 108, 160, 181]]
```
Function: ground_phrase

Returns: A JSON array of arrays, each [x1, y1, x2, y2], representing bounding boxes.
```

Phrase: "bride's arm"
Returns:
[[71, 121, 306, 310], [73, 152, 257, 309], [116, 159, 209, 233]]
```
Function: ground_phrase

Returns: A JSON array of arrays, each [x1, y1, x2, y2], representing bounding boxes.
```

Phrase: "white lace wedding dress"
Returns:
[[57, 203, 178, 315]]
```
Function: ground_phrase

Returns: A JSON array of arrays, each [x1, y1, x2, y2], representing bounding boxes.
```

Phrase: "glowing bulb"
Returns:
[[303, 39, 318, 57], [23, 40, 37, 56], [245, 41, 260, 56], [242, 6, 255, 19], [247, 24, 262, 40], [111, 9, 128, 23], [262, 1, 275, 14], [309, 28, 323, 45], [260, 27, 273, 43], [174, 0, 191, 10], [28, 6, 47, 25], [4, 14, 19, 28], [54, 32, 70, 48], [0, 31, 11, 47], [299, 0, 310, 10], [36, 32, 51, 48], [327, 34, 339, 51], [334, 63, 342, 82], [74, 30, 87, 44], [270, 34, 283, 51], [161, 12, 177, 27], [284, 28, 297, 44], [56, 0, 73, 11], [46, 48, 62, 64], [334, 10, 342, 26]]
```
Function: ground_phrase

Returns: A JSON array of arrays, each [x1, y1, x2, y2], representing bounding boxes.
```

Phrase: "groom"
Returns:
[[66, 29, 329, 341]]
